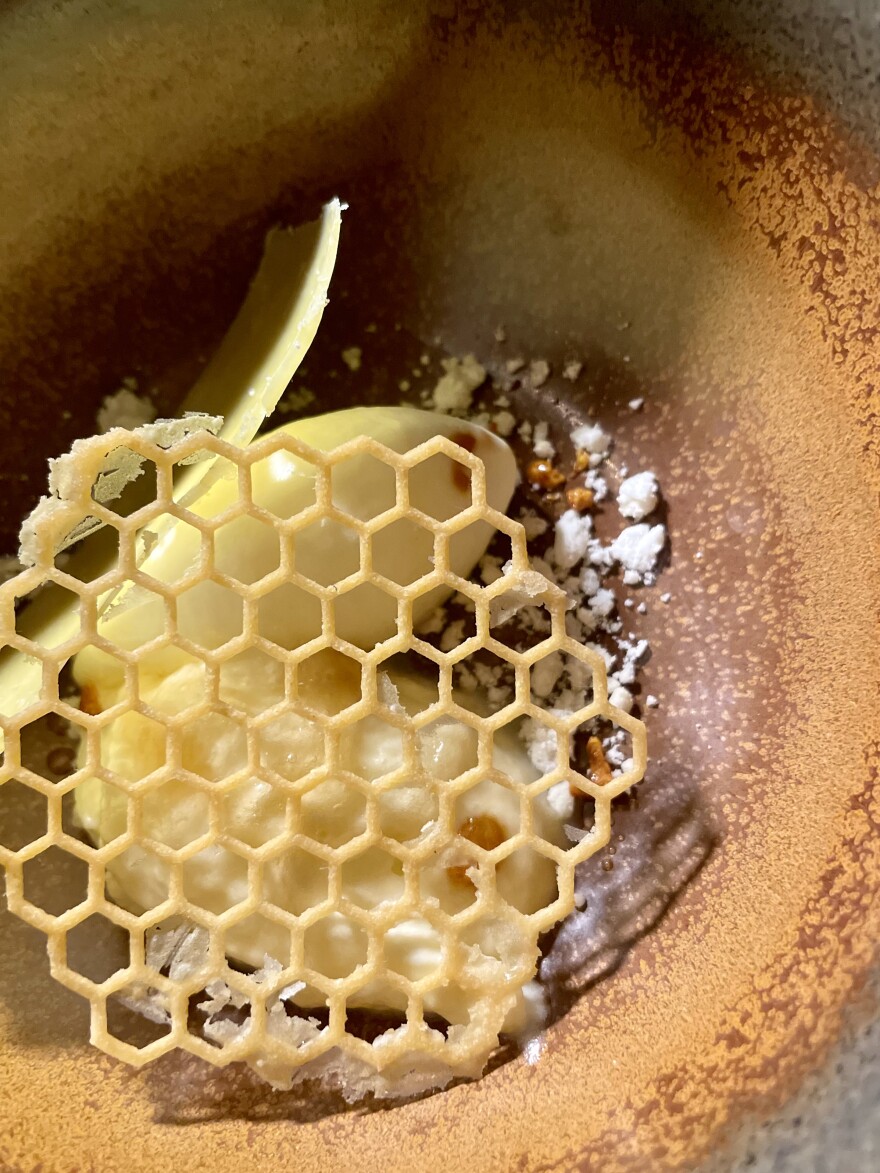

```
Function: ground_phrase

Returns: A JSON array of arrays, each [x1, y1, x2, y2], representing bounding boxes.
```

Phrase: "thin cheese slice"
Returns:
[[0, 201, 343, 738]]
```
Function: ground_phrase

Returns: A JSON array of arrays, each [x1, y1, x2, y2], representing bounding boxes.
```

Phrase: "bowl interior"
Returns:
[[1, 2, 878, 1170]]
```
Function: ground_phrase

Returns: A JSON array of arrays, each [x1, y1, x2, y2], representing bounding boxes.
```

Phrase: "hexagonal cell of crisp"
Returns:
[[212, 513, 282, 588], [0, 778, 48, 859], [330, 453, 397, 525]]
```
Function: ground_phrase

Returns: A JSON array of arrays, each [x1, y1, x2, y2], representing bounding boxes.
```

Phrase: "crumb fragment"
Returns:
[[617, 471, 660, 521], [532, 421, 555, 459], [609, 523, 666, 585], [628, 398, 644, 411], [428, 355, 486, 414], [492, 410, 516, 437], [553, 510, 593, 570], [528, 360, 550, 388], [562, 360, 583, 382], [279, 386, 316, 414], [97, 385, 156, 433], [341, 346, 362, 372], [570, 421, 611, 467]]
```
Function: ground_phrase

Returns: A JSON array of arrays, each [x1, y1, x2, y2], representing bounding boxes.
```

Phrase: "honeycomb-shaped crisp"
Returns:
[[0, 425, 646, 1097]]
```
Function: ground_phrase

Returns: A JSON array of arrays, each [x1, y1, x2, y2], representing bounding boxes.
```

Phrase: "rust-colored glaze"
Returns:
[[0, 2, 878, 1172], [449, 431, 476, 492]]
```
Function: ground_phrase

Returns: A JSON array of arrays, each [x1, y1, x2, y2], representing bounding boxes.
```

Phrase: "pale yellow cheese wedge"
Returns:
[[74, 649, 566, 1030], [0, 200, 342, 736], [73, 407, 516, 687]]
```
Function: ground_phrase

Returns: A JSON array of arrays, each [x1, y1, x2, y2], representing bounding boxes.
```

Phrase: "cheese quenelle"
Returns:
[[73, 406, 569, 1033]]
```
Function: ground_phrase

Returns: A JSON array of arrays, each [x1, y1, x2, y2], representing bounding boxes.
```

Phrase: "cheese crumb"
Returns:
[[492, 410, 516, 437], [617, 471, 660, 521], [97, 386, 156, 433], [341, 346, 362, 372], [429, 355, 486, 414], [609, 524, 666, 584], [570, 422, 610, 467], [532, 420, 555, 459], [628, 398, 644, 411], [562, 360, 583, 382], [544, 780, 575, 820], [553, 510, 593, 570], [528, 360, 550, 388]]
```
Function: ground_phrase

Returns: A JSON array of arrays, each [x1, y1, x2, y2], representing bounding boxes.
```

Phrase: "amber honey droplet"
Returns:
[[565, 486, 595, 511], [79, 685, 102, 716], [460, 814, 506, 851], [447, 813, 507, 887], [525, 458, 566, 491], [586, 736, 613, 787], [450, 432, 477, 491], [573, 450, 590, 473]]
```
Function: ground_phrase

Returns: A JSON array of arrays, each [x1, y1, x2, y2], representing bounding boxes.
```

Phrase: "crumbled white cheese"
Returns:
[[429, 355, 486, 414], [492, 410, 516, 437], [97, 386, 156, 433], [584, 470, 608, 502], [609, 524, 666, 584], [562, 360, 583, 382], [617, 471, 660, 521], [505, 357, 525, 375], [528, 360, 550, 388], [609, 684, 634, 713], [586, 588, 616, 618], [279, 386, 316, 414], [532, 420, 555, 459], [660, 592, 672, 604], [439, 619, 466, 653], [628, 398, 644, 411], [570, 421, 610, 454], [521, 513, 549, 540], [341, 346, 362, 371], [544, 780, 575, 820], [530, 652, 564, 699], [579, 567, 600, 597], [553, 510, 593, 570], [479, 555, 504, 585], [646, 694, 659, 708]]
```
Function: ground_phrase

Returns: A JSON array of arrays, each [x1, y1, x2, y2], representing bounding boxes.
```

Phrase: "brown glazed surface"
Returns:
[[0, 1, 878, 1169]]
